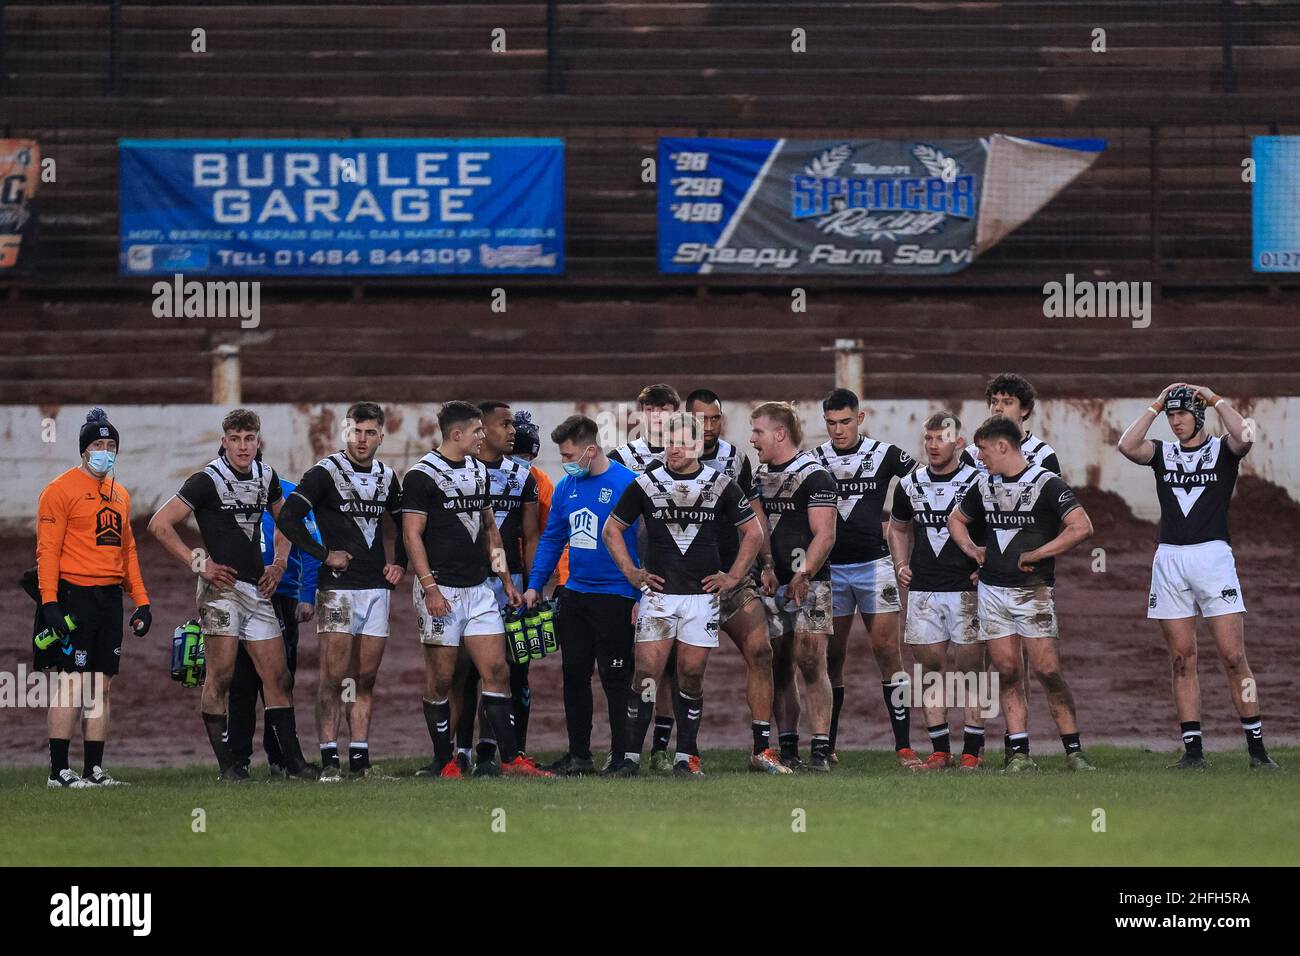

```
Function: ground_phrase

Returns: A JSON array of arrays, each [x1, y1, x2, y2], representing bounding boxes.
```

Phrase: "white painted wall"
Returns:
[[2, 398, 1294, 530]]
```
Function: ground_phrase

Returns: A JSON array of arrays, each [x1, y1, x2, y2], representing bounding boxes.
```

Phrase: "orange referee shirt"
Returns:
[[530, 464, 569, 586], [36, 468, 149, 605]]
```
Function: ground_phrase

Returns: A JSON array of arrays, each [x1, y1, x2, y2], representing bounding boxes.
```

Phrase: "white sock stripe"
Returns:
[[1241, 720, 1262, 729], [964, 725, 985, 734], [483, 691, 511, 700], [351, 741, 368, 749], [321, 741, 338, 750], [1182, 730, 1203, 738]]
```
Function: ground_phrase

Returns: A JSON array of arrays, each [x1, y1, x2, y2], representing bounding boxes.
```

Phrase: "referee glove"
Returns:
[[129, 605, 152, 637], [40, 602, 71, 639]]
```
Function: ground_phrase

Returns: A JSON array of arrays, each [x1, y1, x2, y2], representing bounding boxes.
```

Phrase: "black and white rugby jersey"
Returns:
[[402, 451, 492, 588], [609, 438, 665, 474], [479, 454, 539, 574], [700, 439, 756, 569], [612, 462, 753, 594], [891, 463, 982, 592], [962, 432, 1061, 476], [957, 464, 1082, 588], [812, 436, 916, 565], [1148, 436, 1242, 546], [177, 454, 282, 586], [753, 452, 839, 585], [284, 452, 402, 591]]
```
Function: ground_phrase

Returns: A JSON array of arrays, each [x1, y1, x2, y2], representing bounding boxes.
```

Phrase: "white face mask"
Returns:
[[86, 450, 116, 476]]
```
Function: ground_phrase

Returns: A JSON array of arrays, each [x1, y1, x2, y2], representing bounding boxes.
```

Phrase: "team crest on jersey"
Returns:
[[598, 487, 612, 504], [75, 650, 88, 667], [95, 506, 123, 547]]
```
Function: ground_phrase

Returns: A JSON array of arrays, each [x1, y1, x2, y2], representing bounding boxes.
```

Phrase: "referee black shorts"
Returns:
[[33, 580, 125, 677]]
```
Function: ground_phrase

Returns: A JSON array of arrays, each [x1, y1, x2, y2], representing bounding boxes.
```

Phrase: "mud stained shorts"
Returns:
[[719, 576, 762, 623], [1147, 540, 1246, 620], [316, 588, 392, 637], [487, 573, 525, 613], [33, 581, 124, 676], [831, 557, 902, 616], [635, 591, 721, 648], [197, 578, 282, 642], [977, 582, 1057, 640], [905, 590, 979, 646], [414, 579, 504, 647], [762, 579, 834, 639]]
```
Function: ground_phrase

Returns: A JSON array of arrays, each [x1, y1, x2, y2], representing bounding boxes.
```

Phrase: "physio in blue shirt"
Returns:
[[523, 415, 640, 776]]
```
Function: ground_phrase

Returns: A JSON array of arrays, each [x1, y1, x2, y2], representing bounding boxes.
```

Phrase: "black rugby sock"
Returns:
[[320, 742, 340, 769], [810, 734, 832, 762], [1061, 732, 1082, 756], [778, 731, 799, 759], [652, 715, 674, 753], [482, 692, 519, 763], [83, 740, 105, 777], [675, 692, 703, 760], [50, 738, 71, 778], [829, 685, 845, 752], [882, 679, 911, 750], [348, 741, 369, 771], [1180, 721, 1203, 757], [203, 712, 235, 771], [1008, 732, 1030, 756], [752, 721, 771, 756], [927, 724, 951, 755], [625, 696, 656, 761], [1241, 715, 1268, 758], [423, 697, 452, 767], [962, 725, 986, 757]]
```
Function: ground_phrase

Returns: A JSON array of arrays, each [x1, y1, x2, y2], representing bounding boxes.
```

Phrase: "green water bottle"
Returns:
[[525, 608, 544, 661], [539, 602, 558, 656], [505, 612, 529, 665], [34, 612, 76, 651]]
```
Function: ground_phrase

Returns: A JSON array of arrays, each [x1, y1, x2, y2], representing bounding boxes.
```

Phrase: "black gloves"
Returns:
[[40, 602, 71, 639], [129, 604, 152, 637]]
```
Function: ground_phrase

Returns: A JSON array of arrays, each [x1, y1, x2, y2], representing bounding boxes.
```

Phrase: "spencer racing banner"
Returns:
[[658, 135, 1104, 274], [0, 139, 41, 272], [1252, 136, 1300, 272], [119, 138, 563, 276]]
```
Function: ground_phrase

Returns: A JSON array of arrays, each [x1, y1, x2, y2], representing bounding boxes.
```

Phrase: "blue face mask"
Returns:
[[86, 450, 116, 476], [563, 446, 594, 478]]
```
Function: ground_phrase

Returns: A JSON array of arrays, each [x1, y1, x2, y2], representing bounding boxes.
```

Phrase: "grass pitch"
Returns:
[[2, 747, 1296, 867]]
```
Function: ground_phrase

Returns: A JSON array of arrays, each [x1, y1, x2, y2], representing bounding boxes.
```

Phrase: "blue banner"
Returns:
[[120, 138, 563, 276], [1252, 136, 1300, 272], [658, 136, 1103, 275]]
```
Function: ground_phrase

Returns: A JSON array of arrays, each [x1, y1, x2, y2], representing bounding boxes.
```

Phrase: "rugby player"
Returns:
[[35, 408, 152, 788], [686, 389, 790, 773], [510, 409, 569, 593], [227, 437, 321, 778], [524, 414, 641, 776], [962, 373, 1061, 474], [610, 383, 681, 771], [961, 373, 1060, 759], [277, 402, 405, 781], [888, 413, 986, 770], [149, 408, 317, 781], [453, 401, 540, 775], [751, 402, 840, 772], [402, 401, 550, 778], [604, 411, 763, 776], [948, 416, 1096, 772], [812, 388, 920, 768], [1117, 384, 1278, 770]]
